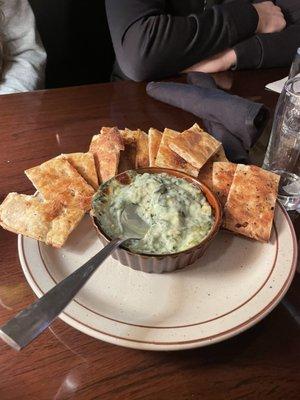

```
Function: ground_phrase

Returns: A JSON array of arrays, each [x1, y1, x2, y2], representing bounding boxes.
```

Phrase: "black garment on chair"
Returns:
[[29, 0, 115, 88]]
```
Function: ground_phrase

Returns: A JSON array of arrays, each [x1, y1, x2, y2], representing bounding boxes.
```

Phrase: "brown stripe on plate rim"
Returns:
[[36, 225, 279, 329], [20, 202, 298, 346]]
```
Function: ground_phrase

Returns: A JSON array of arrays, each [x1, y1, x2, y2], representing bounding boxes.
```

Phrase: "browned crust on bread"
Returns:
[[155, 128, 199, 177], [89, 127, 124, 182], [25, 157, 95, 211], [212, 162, 237, 206], [61, 152, 98, 190], [148, 128, 162, 167], [168, 123, 221, 169], [0, 193, 84, 247], [197, 146, 228, 190], [223, 164, 280, 242]]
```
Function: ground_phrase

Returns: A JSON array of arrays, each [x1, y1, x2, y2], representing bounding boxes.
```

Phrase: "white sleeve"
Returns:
[[0, 0, 47, 94]]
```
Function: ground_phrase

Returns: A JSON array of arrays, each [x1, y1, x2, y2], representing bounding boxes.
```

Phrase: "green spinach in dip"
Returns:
[[93, 172, 213, 254]]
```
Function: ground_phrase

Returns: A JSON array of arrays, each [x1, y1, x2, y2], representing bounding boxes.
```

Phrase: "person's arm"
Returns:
[[0, 0, 46, 95], [183, 1, 287, 74], [106, 0, 259, 82], [234, 0, 300, 69]]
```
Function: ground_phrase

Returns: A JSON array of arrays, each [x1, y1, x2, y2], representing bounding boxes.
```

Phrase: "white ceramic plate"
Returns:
[[18, 203, 297, 351]]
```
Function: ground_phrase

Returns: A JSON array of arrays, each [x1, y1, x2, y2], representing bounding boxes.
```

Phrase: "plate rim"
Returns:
[[35, 226, 279, 329], [18, 202, 298, 351]]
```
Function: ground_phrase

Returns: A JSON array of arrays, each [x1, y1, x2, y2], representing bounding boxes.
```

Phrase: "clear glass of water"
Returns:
[[263, 77, 300, 211]]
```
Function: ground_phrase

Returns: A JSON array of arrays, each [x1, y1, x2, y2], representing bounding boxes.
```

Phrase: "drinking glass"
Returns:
[[263, 77, 300, 211], [289, 47, 300, 79]]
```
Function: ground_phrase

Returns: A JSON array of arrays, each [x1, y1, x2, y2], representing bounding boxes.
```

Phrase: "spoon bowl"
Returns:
[[120, 203, 149, 240]]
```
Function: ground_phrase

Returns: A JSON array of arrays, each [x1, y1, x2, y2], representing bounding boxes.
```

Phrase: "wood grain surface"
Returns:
[[0, 69, 299, 400]]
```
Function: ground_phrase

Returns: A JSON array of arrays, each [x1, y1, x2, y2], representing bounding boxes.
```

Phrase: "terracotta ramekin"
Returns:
[[91, 167, 222, 273]]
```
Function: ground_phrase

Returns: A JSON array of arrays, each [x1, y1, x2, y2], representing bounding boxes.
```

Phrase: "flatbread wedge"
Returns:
[[198, 146, 228, 190], [89, 127, 124, 182], [155, 128, 199, 177], [100, 126, 114, 135], [223, 164, 280, 242], [0, 193, 84, 248], [61, 152, 98, 190], [212, 162, 237, 206], [211, 145, 227, 163], [25, 157, 95, 211], [148, 128, 162, 167], [168, 123, 221, 169], [120, 129, 149, 168]]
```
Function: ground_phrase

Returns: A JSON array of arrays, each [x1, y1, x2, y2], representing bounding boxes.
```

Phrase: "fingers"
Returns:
[[273, 5, 282, 14], [254, 1, 286, 34]]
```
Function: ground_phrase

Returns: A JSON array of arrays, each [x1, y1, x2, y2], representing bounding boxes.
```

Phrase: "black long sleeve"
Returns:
[[234, 0, 300, 69], [105, 0, 258, 81], [234, 24, 300, 69]]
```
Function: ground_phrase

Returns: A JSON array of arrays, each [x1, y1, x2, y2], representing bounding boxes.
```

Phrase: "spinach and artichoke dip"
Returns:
[[93, 172, 214, 254]]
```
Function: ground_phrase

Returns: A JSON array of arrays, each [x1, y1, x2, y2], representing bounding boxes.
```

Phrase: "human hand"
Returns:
[[211, 72, 233, 90], [253, 1, 286, 33], [183, 49, 237, 74]]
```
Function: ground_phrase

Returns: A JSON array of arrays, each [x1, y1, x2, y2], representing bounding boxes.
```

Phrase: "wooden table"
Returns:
[[0, 69, 299, 400]]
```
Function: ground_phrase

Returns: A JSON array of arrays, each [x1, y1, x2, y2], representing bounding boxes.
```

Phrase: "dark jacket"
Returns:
[[105, 0, 300, 81]]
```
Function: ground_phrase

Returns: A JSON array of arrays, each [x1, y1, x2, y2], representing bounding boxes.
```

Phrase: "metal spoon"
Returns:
[[0, 204, 148, 350]]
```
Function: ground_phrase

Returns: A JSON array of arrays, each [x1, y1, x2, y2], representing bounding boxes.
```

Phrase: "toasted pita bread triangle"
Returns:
[[148, 128, 162, 167], [212, 162, 237, 206], [0, 193, 84, 247], [61, 152, 98, 190], [155, 128, 199, 177], [198, 146, 228, 190], [25, 157, 95, 211], [89, 127, 124, 182], [100, 126, 114, 135], [223, 164, 280, 242], [211, 144, 228, 162], [169, 123, 221, 169]]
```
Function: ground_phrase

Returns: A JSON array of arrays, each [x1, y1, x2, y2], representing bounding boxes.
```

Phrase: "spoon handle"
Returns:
[[0, 237, 124, 350]]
